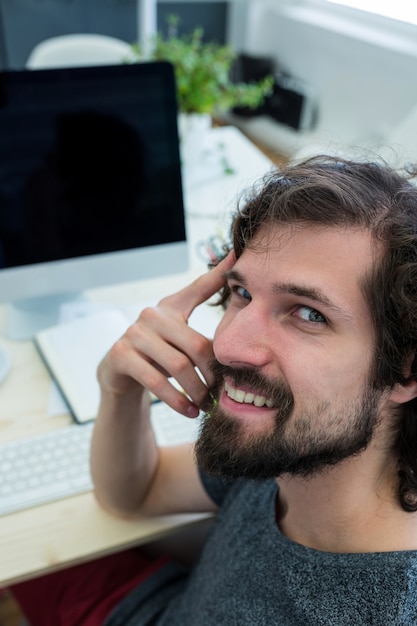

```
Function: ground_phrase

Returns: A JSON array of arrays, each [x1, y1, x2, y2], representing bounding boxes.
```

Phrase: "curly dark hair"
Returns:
[[220, 154, 417, 512]]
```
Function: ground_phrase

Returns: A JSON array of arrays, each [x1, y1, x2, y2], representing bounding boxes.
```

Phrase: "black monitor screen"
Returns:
[[0, 61, 185, 268]]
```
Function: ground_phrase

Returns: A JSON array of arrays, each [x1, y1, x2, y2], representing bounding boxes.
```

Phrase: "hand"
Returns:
[[97, 252, 235, 417]]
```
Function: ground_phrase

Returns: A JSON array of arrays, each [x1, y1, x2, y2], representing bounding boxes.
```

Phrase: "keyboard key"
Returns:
[[0, 402, 200, 516]]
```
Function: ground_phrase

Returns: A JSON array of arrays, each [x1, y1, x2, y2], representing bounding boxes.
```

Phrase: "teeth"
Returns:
[[225, 382, 274, 408], [234, 388, 246, 403]]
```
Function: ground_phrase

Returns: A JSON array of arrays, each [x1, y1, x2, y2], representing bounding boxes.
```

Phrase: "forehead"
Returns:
[[245, 222, 376, 264], [234, 223, 377, 310]]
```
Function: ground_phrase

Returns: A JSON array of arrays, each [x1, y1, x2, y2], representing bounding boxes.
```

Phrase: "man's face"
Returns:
[[196, 223, 386, 479]]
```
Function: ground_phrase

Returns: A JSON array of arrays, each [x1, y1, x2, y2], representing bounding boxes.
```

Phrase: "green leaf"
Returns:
[[128, 15, 273, 114]]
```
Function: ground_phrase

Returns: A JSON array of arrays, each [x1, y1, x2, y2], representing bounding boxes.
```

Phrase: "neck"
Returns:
[[276, 444, 417, 553]]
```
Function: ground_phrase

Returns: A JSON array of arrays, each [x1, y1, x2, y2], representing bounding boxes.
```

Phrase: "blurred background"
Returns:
[[1, 0, 417, 161]]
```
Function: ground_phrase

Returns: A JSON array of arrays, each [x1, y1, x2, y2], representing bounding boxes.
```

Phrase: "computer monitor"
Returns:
[[0, 61, 188, 338]]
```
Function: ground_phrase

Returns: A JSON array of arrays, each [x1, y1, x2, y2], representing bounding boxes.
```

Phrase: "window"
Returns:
[[324, 0, 417, 26]]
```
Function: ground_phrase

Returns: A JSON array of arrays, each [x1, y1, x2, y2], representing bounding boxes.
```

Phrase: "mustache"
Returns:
[[207, 358, 295, 411]]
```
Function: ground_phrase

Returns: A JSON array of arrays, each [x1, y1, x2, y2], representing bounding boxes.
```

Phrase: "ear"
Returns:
[[389, 376, 417, 405]]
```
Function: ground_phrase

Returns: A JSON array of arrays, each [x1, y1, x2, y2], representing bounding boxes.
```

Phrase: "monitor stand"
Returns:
[[6, 292, 87, 340]]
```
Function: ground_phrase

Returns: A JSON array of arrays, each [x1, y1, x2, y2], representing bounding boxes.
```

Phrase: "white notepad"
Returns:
[[34, 310, 130, 423], [34, 301, 223, 424]]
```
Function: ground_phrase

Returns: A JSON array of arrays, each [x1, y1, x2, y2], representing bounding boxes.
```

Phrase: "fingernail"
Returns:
[[187, 404, 200, 418]]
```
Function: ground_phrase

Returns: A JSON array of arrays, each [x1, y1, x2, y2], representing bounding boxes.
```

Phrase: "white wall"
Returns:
[[234, 0, 417, 159]]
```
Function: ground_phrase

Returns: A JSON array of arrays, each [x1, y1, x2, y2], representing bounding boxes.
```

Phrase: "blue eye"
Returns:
[[229, 284, 252, 304], [297, 306, 326, 324], [235, 286, 252, 301]]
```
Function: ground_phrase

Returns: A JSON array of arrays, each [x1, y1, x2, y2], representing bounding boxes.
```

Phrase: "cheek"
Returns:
[[281, 339, 373, 399]]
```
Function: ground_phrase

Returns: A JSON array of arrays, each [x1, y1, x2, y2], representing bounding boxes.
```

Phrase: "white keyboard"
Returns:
[[0, 402, 201, 516]]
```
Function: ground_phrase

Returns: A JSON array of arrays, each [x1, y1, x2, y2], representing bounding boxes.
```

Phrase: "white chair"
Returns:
[[26, 33, 132, 69]]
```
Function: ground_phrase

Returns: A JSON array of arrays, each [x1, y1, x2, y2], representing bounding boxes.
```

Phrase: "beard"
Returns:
[[195, 360, 381, 480]]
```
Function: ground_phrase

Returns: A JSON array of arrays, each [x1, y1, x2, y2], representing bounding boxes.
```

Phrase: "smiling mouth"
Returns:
[[224, 381, 275, 408]]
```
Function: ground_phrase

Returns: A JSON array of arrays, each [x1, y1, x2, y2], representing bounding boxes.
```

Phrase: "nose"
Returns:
[[213, 303, 274, 369]]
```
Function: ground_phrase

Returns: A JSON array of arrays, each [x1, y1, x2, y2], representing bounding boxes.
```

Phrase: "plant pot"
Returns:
[[178, 113, 212, 189]]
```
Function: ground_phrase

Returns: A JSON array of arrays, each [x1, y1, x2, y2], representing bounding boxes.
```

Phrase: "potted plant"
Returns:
[[129, 16, 273, 185], [129, 15, 273, 117]]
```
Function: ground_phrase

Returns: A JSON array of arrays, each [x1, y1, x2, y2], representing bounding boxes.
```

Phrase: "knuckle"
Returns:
[[122, 319, 152, 348], [108, 336, 129, 362], [123, 322, 142, 343], [191, 334, 212, 359], [138, 305, 160, 325], [170, 352, 190, 376], [145, 372, 165, 395]]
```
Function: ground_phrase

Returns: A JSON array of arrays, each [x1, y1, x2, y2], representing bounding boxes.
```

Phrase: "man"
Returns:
[[12, 155, 417, 624]]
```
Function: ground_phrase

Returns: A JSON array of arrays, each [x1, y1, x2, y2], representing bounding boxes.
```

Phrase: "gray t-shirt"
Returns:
[[105, 472, 417, 625]]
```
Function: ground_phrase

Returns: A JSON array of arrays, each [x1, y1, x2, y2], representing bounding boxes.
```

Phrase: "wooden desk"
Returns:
[[0, 126, 273, 585]]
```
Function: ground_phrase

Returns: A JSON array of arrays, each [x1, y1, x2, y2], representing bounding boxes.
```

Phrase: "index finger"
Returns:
[[160, 251, 236, 320]]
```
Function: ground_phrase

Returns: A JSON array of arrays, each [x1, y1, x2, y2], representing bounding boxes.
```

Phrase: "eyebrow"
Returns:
[[224, 269, 353, 320]]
